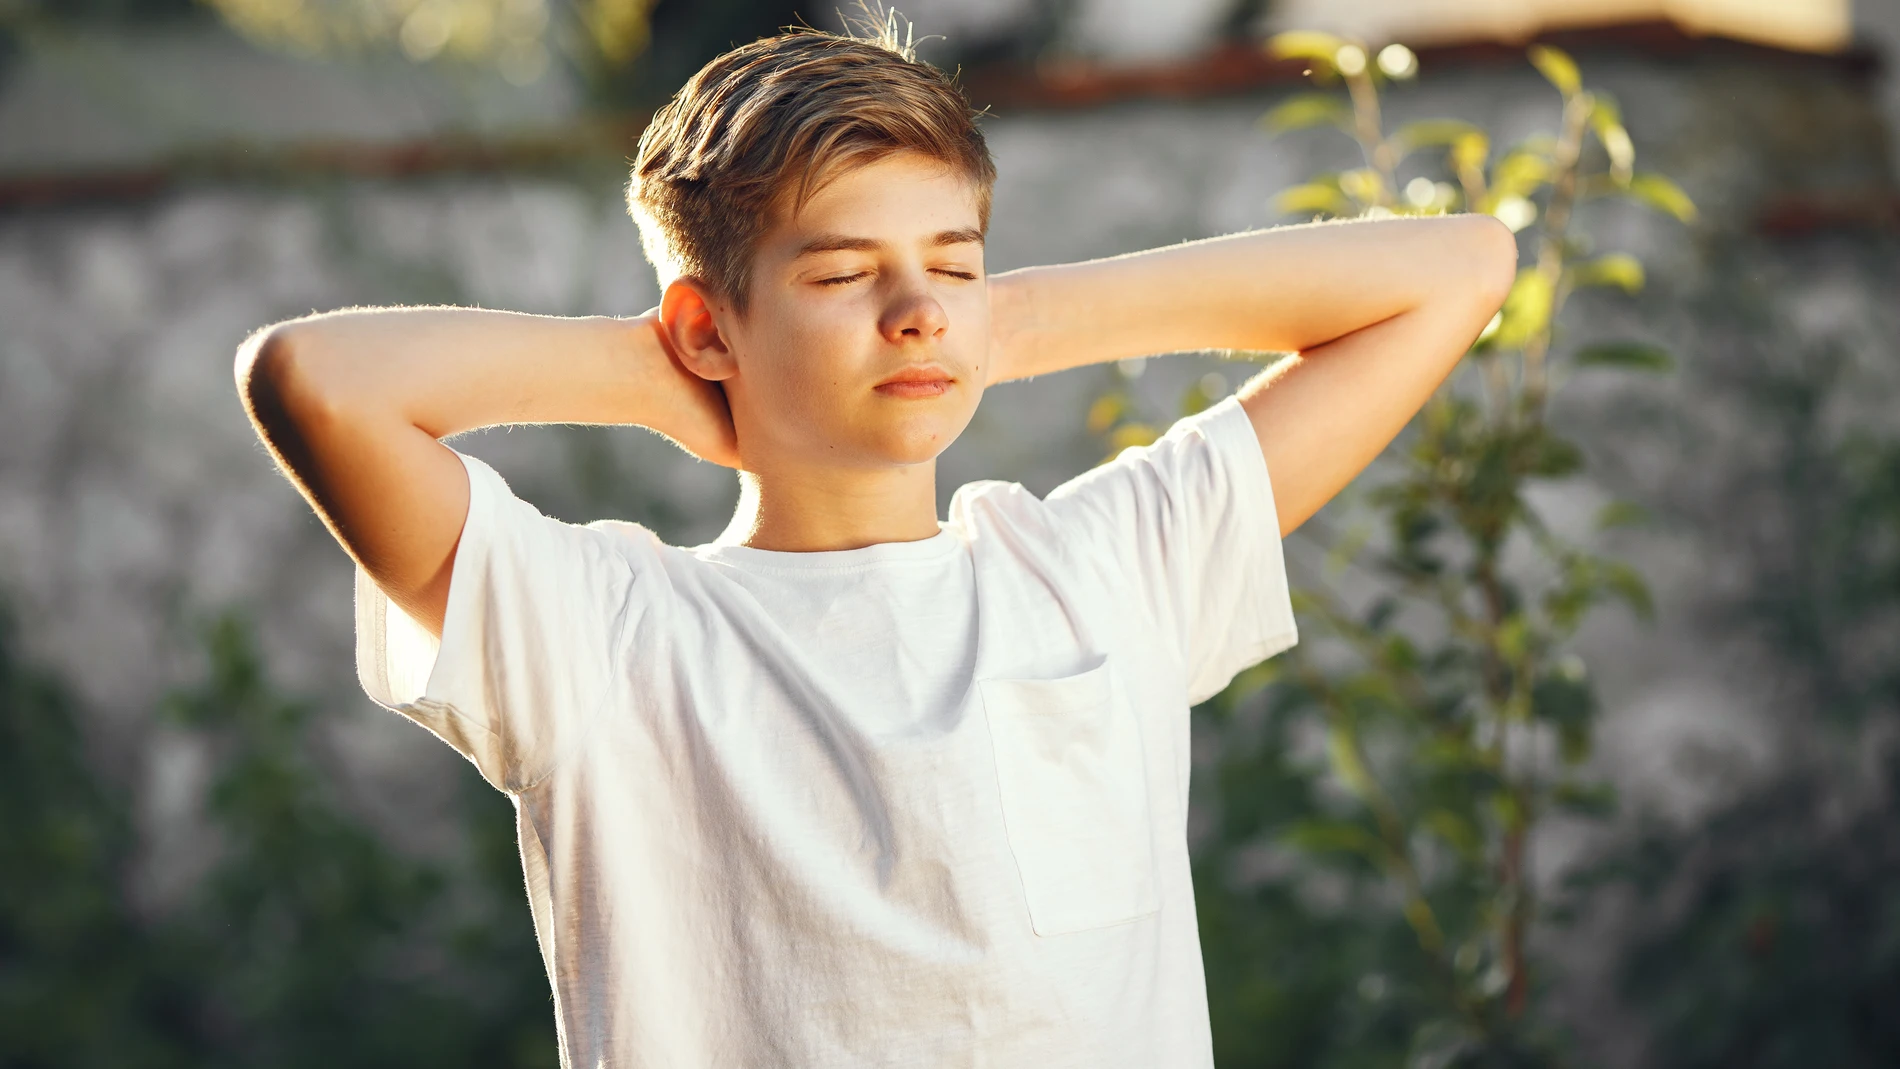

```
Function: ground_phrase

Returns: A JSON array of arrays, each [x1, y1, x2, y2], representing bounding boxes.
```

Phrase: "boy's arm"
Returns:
[[986, 214, 1518, 535], [234, 307, 735, 640]]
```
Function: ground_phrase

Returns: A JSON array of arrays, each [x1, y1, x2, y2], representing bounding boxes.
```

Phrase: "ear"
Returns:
[[658, 277, 738, 382]]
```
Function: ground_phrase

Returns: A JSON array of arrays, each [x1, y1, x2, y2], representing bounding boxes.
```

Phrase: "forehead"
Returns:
[[767, 151, 984, 246]]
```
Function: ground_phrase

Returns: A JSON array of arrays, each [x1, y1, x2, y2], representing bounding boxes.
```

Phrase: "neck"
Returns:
[[717, 460, 942, 552]]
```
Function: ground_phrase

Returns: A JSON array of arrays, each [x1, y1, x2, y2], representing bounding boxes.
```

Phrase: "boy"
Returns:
[[235, 17, 1514, 1069]]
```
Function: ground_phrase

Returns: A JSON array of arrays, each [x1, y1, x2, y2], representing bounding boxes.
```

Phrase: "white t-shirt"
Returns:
[[355, 394, 1299, 1068]]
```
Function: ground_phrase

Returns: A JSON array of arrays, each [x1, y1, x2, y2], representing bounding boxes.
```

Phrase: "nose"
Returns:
[[877, 280, 948, 345]]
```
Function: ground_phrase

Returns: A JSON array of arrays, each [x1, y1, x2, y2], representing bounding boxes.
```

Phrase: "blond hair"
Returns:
[[626, 8, 995, 312]]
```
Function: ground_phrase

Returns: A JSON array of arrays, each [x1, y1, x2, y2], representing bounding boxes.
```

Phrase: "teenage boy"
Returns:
[[235, 21, 1514, 1069]]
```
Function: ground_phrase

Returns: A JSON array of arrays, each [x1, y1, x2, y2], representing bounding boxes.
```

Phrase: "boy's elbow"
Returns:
[[236, 323, 336, 453], [237, 323, 291, 398]]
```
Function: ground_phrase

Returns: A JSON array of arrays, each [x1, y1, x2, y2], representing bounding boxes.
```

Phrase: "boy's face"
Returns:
[[715, 150, 990, 472]]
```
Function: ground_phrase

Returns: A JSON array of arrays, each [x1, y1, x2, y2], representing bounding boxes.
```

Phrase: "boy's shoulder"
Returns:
[[942, 475, 1082, 545]]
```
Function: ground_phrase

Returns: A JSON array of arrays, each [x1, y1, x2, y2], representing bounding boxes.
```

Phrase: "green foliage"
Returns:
[[1623, 174, 1699, 224], [160, 614, 549, 1068], [1260, 93, 1354, 135], [1570, 755, 1900, 1069], [1547, 256, 1900, 1067], [0, 599, 191, 1069], [1150, 39, 1699, 1065], [1527, 46, 1580, 97], [0, 602, 557, 1067]]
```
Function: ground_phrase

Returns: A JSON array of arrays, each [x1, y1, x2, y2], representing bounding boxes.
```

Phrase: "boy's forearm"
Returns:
[[234, 305, 722, 640], [987, 214, 1513, 382], [249, 306, 664, 439]]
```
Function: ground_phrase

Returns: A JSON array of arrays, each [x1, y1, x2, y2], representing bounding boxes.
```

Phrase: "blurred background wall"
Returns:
[[3, 1, 1897, 1066]]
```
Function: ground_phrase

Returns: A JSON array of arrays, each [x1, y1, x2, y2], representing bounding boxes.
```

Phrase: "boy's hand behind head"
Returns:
[[635, 311, 741, 469], [659, 150, 989, 474]]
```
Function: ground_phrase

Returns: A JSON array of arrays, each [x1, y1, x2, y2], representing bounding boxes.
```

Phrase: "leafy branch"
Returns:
[[1166, 34, 1698, 1061]]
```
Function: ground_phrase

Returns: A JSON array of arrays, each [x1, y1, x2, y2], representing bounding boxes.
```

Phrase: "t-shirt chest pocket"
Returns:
[[978, 656, 1160, 936]]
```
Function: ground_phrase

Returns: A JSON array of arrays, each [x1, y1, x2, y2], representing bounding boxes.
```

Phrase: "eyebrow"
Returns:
[[791, 227, 986, 259]]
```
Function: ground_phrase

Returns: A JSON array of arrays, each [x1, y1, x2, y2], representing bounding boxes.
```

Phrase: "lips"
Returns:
[[874, 365, 955, 399]]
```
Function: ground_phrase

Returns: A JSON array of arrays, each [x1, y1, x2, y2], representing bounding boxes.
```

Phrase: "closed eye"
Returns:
[[815, 268, 981, 286]]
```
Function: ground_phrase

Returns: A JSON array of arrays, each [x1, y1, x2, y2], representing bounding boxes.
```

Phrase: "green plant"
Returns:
[[0, 596, 560, 1067], [0, 597, 193, 1069], [1131, 35, 1698, 1066], [1577, 756, 1900, 1069], [162, 611, 560, 1068]]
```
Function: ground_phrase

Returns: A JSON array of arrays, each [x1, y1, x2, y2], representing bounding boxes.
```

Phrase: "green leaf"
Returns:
[[1594, 500, 1649, 530], [1338, 167, 1386, 207], [1107, 422, 1159, 452], [1422, 809, 1483, 860], [1601, 561, 1656, 621], [1283, 818, 1385, 863], [1488, 152, 1553, 202], [1587, 91, 1622, 130], [1491, 790, 1524, 828], [1450, 130, 1490, 174], [1570, 253, 1645, 294], [1528, 434, 1585, 478], [1260, 92, 1353, 135], [1395, 119, 1483, 152], [1544, 577, 1590, 633], [1528, 44, 1582, 96], [1491, 268, 1553, 349], [1380, 634, 1420, 673], [1494, 614, 1530, 663], [1572, 342, 1675, 374], [1533, 670, 1596, 763], [1327, 721, 1377, 798], [1268, 30, 1352, 68], [1624, 173, 1698, 223], [1273, 180, 1354, 218], [1589, 93, 1635, 182], [1085, 393, 1127, 434], [1419, 736, 1481, 770]]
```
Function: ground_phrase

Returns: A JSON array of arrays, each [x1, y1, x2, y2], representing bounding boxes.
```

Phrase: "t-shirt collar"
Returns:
[[694, 525, 961, 572]]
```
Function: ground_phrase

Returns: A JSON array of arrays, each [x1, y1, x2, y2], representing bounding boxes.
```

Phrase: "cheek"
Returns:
[[740, 301, 845, 379], [960, 309, 993, 377], [740, 317, 869, 427]]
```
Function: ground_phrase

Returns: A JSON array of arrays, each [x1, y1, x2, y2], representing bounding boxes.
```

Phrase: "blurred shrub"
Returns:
[[1564, 246, 1900, 1069], [162, 613, 558, 1068], [1584, 757, 1900, 1069], [0, 599, 189, 1068], [0, 602, 559, 1067]]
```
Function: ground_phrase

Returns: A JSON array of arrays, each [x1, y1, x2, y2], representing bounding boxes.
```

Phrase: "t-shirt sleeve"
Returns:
[[353, 449, 645, 793], [1044, 393, 1298, 705]]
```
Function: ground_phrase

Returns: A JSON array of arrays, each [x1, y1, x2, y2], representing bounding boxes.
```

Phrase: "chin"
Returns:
[[862, 407, 975, 467]]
